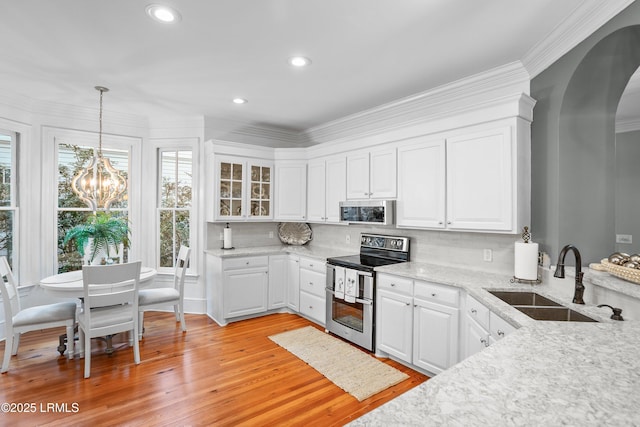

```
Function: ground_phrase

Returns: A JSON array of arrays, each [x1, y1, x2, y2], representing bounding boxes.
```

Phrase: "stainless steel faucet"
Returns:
[[553, 244, 585, 304]]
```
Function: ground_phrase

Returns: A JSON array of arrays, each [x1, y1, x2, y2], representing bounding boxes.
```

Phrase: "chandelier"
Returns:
[[71, 86, 128, 212]]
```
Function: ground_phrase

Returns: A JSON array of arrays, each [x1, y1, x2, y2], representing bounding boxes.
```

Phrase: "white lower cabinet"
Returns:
[[298, 256, 326, 325], [223, 258, 269, 319], [287, 255, 300, 312], [268, 254, 287, 310], [413, 298, 459, 374], [377, 288, 413, 362], [463, 294, 517, 359], [206, 254, 293, 325], [376, 273, 460, 375]]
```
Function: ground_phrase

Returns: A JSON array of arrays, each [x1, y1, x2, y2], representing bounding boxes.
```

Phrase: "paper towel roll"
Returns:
[[223, 227, 233, 249], [514, 241, 539, 280]]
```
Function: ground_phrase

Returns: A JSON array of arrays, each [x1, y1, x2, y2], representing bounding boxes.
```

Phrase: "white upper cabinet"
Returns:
[[397, 138, 446, 228], [211, 155, 274, 222], [274, 161, 307, 221], [307, 156, 346, 223], [346, 147, 396, 199], [396, 119, 529, 234], [446, 126, 513, 231], [306, 159, 327, 222], [325, 157, 347, 222]]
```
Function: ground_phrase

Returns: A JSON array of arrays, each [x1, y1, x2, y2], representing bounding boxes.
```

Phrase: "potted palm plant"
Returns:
[[63, 212, 130, 265]]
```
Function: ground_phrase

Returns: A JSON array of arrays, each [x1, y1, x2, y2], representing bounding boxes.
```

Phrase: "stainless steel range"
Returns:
[[325, 233, 410, 351]]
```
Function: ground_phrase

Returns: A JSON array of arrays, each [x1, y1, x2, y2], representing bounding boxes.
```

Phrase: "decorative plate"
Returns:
[[278, 222, 312, 246]]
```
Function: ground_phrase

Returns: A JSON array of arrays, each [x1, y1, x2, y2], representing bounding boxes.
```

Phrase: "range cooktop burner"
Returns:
[[326, 233, 410, 273], [326, 254, 404, 272]]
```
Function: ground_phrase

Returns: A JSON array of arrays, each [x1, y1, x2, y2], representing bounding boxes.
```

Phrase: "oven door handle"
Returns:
[[325, 289, 373, 306], [326, 265, 373, 277]]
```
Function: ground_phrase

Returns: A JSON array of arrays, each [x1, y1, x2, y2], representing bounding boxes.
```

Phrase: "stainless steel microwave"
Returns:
[[339, 200, 395, 225]]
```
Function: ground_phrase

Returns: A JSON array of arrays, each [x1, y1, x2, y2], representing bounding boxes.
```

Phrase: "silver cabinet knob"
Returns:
[[480, 338, 489, 347], [471, 308, 477, 314], [390, 283, 396, 287], [497, 330, 505, 337], [431, 293, 436, 297]]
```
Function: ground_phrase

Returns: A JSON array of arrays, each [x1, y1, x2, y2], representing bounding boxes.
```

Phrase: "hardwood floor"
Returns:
[[0, 312, 428, 426]]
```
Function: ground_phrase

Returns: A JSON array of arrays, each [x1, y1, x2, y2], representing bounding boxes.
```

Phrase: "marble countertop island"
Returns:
[[349, 261, 640, 426]]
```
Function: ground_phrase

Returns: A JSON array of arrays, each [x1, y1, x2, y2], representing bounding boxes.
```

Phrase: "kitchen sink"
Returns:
[[487, 290, 598, 322], [514, 306, 598, 322], [489, 291, 561, 307]]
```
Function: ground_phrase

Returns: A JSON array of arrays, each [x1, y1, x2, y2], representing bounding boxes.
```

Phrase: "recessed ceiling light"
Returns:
[[233, 98, 248, 104], [288, 56, 312, 67], [145, 4, 182, 23]]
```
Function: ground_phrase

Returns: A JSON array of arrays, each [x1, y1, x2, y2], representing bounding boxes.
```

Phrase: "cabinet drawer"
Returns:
[[299, 257, 325, 273], [300, 269, 326, 297], [466, 294, 490, 330], [300, 291, 326, 324], [223, 256, 269, 270], [489, 311, 516, 340], [377, 273, 413, 296], [414, 281, 459, 307]]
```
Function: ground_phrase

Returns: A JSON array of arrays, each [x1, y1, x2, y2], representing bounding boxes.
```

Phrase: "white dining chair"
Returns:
[[138, 246, 191, 339], [78, 261, 141, 378], [1, 256, 76, 374]]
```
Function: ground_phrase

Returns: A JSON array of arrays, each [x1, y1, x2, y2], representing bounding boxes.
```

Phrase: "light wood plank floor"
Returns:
[[0, 312, 428, 426]]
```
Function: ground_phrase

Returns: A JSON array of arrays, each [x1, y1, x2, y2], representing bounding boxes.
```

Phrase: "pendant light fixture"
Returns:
[[71, 86, 128, 212]]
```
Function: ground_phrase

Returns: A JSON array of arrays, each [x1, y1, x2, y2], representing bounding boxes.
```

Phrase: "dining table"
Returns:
[[39, 266, 157, 355], [39, 266, 157, 298]]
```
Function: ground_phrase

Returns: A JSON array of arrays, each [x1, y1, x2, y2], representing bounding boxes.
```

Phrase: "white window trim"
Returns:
[[0, 128, 19, 280], [151, 138, 199, 275], [43, 127, 142, 275]]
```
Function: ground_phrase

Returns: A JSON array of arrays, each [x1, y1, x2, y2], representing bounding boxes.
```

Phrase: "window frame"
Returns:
[[48, 128, 141, 275], [157, 147, 193, 272], [153, 139, 198, 275], [0, 128, 19, 277]]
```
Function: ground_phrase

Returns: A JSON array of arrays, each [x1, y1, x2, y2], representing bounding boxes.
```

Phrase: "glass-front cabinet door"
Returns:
[[219, 160, 244, 218], [249, 164, 271, 218], [215, 156, 273, 221]]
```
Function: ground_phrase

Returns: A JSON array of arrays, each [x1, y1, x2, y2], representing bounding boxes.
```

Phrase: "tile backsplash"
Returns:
[[207, 222, 519, 275]]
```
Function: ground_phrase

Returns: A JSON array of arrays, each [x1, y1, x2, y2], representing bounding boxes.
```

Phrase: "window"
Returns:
[[158, 150, 192, 269], [57, 143, 129, 273], [0, 130, 17, 270]]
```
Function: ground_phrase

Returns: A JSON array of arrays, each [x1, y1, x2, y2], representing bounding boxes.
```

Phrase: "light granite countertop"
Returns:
[[205, 246, 640, 425], [349, 261, 640, 426], [204, 244, 353, 262]]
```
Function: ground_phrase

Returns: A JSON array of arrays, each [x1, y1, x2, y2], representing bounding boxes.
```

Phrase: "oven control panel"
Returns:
[[360, 234, 409, 252]]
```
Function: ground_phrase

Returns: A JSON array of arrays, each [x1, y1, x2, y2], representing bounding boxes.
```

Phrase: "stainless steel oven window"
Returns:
[[331, 298, 365, 332]]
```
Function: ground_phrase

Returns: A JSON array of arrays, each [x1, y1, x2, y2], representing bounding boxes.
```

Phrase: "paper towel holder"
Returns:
[[510, 226, 541, 284], [221, 222, 235, 250]]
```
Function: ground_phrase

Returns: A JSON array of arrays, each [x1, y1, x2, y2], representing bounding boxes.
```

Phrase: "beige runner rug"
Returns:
[[269, 326, 409, 401]]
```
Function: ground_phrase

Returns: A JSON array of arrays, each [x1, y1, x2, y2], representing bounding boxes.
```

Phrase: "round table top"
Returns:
[[40, 266, 157, 295]]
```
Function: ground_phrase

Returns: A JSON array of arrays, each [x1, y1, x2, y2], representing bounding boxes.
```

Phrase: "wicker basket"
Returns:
[[600, 258, 640, 285]]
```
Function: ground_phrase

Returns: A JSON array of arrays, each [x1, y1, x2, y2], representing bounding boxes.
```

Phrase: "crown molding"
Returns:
[[522, 0, 636, 79], [204, 116, 303, 147], [302, 61, 530, 145]]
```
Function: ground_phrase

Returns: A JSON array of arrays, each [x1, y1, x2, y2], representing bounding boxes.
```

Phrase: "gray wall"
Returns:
[[615, 129, 640, 254], [531, 2, 640, 264]]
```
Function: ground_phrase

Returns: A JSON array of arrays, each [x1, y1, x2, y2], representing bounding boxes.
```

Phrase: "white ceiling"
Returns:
[[0, 0, 635, 132]]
